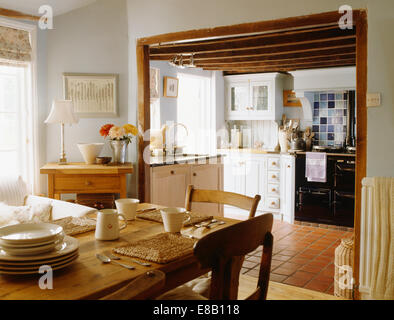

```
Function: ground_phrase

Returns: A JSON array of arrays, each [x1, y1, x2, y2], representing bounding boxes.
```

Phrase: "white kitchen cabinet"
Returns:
[[224, 73, 291, 121], [280, 154, 295, 223], [190, 164, 223, 216], [150, 163, 224, 216]]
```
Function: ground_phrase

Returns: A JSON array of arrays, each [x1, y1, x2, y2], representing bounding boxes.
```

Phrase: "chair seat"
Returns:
[[157, 284, 208, 300]]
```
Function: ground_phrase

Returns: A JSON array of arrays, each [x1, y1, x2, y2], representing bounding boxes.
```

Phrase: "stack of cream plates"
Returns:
[[0, 223, 79, 275]]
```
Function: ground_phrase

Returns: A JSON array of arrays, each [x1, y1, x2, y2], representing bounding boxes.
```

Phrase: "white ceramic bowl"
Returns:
[[77, 143, 104, 164]]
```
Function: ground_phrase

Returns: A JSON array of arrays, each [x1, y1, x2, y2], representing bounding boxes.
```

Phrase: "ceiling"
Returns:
[[0, 0, 96, 16], [150, 24, 356, 75]]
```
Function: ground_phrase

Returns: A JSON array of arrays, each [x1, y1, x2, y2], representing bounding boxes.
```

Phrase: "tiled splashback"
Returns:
[[306, 90, 349, 147]]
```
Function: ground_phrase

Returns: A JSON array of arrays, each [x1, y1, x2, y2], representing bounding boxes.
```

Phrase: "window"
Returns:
[[0, 20, 37, 193], [177, 73, 215, 155]]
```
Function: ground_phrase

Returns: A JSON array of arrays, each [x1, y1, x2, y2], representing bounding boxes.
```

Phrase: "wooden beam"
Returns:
[[195, 54, 355, 68], [150, 38, 356, 60], [0, 8, 40, 21], [353, 10, 368, 301], [150, 27, 355, 56], [136, 45, 151, 203], [201, 59, 356, 71], [179, 47, 356, 65], [138, 10, 362, 46]]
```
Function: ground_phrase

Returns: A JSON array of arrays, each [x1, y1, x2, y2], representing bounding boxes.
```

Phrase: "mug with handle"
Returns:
[[95, 209, 127, 240], [160, 207, 192, 233]]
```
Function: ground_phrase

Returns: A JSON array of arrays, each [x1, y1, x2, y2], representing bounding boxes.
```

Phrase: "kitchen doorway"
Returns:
[[136, 10, 367, 299]]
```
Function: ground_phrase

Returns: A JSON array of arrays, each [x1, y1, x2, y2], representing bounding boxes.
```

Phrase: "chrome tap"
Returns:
[[161, 122, 189, 155]]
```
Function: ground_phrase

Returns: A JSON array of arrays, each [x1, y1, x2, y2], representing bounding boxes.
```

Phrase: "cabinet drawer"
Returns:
[[268, 171, 280, 182], [55, 175, 120, 192], [267, 183, 280, 196], [268, 158, 280, 170], [267, 197, 280, 209]]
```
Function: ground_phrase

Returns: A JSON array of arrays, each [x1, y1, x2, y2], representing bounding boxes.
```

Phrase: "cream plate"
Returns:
[[0, 223, 63, 244], [0, 253, 79, 271], [0, 250, 78, 266], [0, 236, 79, 262], [0, 255, 78, 275], [0, 239, 62, 256], [0, 233, 64, 248]]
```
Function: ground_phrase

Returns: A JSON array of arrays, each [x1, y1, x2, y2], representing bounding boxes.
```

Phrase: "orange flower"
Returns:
[[100, 124, 114, 137]]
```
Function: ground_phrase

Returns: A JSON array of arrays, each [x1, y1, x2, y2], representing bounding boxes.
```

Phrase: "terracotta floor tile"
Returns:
[[279, 249, 299, 257], [309, 244, 330, 250], [271, 259, 284, 268], [292, 270, 316, 281], [272, 266, 296, 276], [313, 274, 334, 283], [244, 268, 260, 278], [241, 267, 250, 274], [272, 254, 291, 262], [304, 279, 332, 292], [243, 261, 259, 269], [246, 255, 261, 263], [300, 264, 323, 274], [283, 276, 311, 287], [288, 256, 310, 265], [269, 273, 288, 283]]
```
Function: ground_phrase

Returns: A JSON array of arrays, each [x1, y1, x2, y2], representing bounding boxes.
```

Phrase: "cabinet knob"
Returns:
[[272, 162, 277, 166], [170, 170, 175, 175], [271, 201, 276, 205], [272, 188, 276, 192], [272, 175, 277, 179], [287, 165, 291, 168], [193, 173, 197, 177], [85, 181, 92, 186]]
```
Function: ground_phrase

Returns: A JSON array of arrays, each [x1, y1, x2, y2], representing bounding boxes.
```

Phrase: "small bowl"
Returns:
[[96, 157, 112, 164]]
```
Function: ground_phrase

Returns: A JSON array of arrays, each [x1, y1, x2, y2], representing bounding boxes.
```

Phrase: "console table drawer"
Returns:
[[55, 175, 120, 192]]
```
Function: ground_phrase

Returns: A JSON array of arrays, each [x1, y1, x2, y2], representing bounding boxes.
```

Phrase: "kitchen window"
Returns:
[[0, 20, 38, 193], [177, 73, 216, 155]]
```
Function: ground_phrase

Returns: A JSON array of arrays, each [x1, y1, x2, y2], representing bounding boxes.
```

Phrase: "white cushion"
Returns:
[[0, 202, 52, 228], [0, 176, 28, 206], [25, 195, 97, 220], [184, 273, 211, 298], [157, 285, 208, 300]]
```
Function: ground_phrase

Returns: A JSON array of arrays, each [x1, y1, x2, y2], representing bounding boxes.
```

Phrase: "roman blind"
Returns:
[[0, 25, 32, 65]]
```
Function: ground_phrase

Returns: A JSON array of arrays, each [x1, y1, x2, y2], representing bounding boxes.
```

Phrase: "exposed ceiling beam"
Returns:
[[201, 59, 356, 71], [150, 39, 356, 61], [149, 27, 355, 56], [0, 7, 40, 21], [195, 54, 355, 68]]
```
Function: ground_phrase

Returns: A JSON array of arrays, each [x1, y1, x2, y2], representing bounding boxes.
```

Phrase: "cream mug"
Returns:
[[95, 209, 127, 240], [115, 198, 140, 221], [160, 207, 192, 233]]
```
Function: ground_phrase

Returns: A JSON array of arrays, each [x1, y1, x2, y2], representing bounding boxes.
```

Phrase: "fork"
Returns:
[[105, 251, 151, 267]]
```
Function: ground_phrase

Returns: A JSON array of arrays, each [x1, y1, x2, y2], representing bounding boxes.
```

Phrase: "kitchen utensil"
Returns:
[[95, 209, 127, 240], [193, 219, 217, 228], [115, 198, 140, 221], [160, 208, 192, 233], [205, 220, 226, 228], [96, 254, 135, 270], [105, 251, 151, 267], [136, 207, 158, 214], [95, 157, 111, 164]]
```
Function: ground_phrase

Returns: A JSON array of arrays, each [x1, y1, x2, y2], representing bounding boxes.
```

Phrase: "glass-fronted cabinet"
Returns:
[[225, 73, 284, 120]]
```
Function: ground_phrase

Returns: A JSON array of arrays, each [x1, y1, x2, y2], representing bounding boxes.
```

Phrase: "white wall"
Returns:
[[45, 0, 133, 195], [127, 0, 394, 178]]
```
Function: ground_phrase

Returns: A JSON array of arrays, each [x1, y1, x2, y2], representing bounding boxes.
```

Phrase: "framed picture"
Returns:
[[163, 76, 178, 98], [63, 73, 119, 117], [150, 67, 160, 100]]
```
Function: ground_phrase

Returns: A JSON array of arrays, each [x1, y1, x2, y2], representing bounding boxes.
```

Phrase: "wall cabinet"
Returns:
[[150, 163, 223, 216], [224, 73, 292, 121]]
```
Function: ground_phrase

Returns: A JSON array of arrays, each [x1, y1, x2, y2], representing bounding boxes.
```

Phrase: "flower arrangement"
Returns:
[[100, 123, 138, 143]]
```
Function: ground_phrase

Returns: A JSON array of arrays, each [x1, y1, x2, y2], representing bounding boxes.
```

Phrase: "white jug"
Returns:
[[95, 209, 127, 240]]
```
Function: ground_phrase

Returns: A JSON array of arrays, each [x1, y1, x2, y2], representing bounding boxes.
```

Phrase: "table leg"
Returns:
[[120, 174, 127, 198], [47, 174, 55, 199]]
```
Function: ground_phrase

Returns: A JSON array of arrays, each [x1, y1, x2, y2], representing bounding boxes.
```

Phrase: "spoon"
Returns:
[[105, 251, 151, 267], [96, 254, 135, 270], [205, 220, 226, 229], [194, 219, 218, 228]]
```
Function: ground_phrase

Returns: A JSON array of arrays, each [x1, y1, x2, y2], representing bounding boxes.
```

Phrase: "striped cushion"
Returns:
[[0, 176, 28, 206]]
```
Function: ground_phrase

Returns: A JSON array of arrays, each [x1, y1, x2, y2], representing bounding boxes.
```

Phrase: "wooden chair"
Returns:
[[185, 185, 261, 219], [101, 270, 165, 300], [159, 213, 274, 300]]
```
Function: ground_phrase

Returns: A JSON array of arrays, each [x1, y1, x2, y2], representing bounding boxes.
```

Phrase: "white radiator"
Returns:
[[359, 177, 374, 297]]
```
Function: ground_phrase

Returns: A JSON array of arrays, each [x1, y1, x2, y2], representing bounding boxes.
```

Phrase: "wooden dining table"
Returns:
[[0, 203, 237, 300]]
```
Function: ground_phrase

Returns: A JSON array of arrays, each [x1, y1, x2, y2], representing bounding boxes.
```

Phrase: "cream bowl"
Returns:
[[77, 143, 104, 164]]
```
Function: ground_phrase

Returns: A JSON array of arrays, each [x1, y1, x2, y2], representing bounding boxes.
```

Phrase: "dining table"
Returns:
[[0, 203, 237, 300]]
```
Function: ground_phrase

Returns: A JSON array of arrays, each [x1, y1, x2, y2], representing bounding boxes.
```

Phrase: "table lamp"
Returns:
[[45, 100, 79, 164]]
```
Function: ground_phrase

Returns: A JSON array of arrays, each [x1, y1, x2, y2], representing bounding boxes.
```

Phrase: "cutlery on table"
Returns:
[[96, 253, 135, 270], [136, 207, 158, 214], [105, 251, 151, 267], [193, 219, 218, 228], [205, 220, 226, 228]]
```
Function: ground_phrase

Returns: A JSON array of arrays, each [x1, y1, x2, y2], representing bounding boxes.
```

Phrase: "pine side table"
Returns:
[[40, 162, 133, 200]]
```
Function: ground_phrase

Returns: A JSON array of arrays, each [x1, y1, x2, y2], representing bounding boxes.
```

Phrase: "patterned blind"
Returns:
[[0, 26, 31, 65]]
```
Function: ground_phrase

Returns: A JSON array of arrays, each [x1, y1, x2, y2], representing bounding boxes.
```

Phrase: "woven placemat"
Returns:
[[137, 209, 212, 227], [52, 216, 96, 236], [113, 233, 196, 264]]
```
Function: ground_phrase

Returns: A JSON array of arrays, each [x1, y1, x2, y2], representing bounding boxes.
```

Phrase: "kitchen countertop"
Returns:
[[217, 148, 280, 154], [293, 151, 356, 157], [149, 154, 224, 167]]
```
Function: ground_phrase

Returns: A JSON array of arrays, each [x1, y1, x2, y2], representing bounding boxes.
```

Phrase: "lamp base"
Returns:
[[58, 157, 68, 165]]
